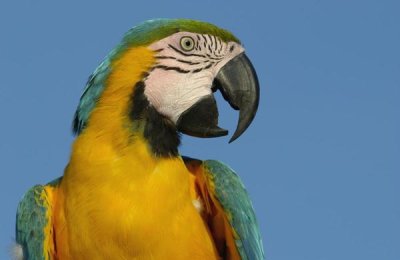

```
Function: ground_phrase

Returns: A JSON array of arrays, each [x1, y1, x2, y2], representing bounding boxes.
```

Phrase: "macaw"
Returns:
[[15, 19, 264, 260]]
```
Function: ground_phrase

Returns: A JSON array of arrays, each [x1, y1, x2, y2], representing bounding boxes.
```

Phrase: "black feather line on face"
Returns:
[[155, 56, 202, 65], [168, 44, 207, 58], [153, 65, 191, 73], [129, 81, 180, 157], [218, 38, 223, 54]]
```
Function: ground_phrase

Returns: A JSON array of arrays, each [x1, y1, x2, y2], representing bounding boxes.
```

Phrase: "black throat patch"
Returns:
[[129, 81, 181, 157]]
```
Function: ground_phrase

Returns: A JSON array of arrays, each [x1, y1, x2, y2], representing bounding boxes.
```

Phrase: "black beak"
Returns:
[[177, 53, 259, 142], [215, 53, 260, 142]]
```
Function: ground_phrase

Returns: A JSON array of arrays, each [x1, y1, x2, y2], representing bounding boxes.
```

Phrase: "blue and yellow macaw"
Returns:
[[15, 19, 264, 260]]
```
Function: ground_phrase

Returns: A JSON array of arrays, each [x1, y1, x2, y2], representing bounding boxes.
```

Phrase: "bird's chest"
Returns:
[[56, 159, 218, 260]]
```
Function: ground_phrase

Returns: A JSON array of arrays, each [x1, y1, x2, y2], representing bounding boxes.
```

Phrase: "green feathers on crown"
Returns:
[[73, 18, 239, 135], [121, 19, 239, 48]]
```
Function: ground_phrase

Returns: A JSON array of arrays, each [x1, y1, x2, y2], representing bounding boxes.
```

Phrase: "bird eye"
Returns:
[[180, 36, 195, 51]]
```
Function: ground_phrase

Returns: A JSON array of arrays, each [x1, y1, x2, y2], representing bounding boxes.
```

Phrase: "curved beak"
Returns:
[[176, 52, 259, 142], [215, 53, 260, 142]]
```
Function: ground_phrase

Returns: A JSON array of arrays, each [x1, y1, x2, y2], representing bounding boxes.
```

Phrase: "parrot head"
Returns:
[[73, 19, 259, 155]]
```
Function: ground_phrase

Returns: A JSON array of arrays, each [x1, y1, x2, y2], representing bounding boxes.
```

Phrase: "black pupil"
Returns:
[[185, 40, 191, 47]]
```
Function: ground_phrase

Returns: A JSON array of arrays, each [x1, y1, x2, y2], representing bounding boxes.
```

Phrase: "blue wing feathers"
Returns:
[[15, 177, 61, 260], [16, 185, 49, 260], [204, 160, 265, 260]]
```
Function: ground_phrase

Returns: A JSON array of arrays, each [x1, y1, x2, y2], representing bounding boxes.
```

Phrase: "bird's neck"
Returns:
[[55, 46, 206, 260]]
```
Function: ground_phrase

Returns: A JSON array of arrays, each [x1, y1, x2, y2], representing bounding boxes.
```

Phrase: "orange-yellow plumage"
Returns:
[[51, 47, 220, 259]]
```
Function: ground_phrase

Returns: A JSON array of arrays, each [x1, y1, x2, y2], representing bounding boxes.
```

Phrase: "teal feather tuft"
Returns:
[[72, 56, 112, 134], [15, 178, 61, 260], [16, 186, 50, 260]]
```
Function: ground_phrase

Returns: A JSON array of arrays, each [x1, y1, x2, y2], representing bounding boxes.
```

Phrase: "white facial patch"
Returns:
[[144, 32, 244, 123]]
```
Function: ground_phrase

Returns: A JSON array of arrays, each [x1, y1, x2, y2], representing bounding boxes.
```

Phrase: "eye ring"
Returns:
[[180, 36, 195, 51]]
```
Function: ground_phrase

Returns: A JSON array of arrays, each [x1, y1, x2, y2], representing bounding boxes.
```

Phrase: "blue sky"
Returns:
[[1, 0, 399, 259]]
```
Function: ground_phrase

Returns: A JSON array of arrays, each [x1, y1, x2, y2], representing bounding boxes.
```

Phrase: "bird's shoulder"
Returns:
[[182, 156, 264, 260]]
